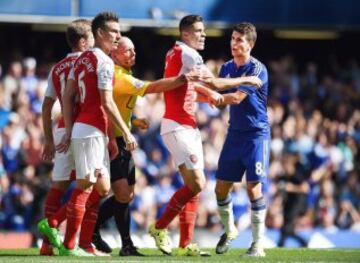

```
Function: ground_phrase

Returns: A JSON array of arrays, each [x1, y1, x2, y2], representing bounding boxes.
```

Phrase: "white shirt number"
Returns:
[[78, 70, 86, 103]]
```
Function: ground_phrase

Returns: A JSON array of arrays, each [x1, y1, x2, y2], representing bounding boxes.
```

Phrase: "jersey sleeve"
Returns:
[[44, 69, 57, 100], [97, 60, 114, 90], [113, 74, 150, 97], [238, 63, 267, 95]]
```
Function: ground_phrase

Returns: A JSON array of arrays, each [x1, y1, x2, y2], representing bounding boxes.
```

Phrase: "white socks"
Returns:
[[250, 197, 267, 244], [217, 195, 237, 234]]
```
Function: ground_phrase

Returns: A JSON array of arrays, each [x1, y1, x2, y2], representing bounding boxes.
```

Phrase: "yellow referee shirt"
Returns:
[[113, 65, 150, 137]]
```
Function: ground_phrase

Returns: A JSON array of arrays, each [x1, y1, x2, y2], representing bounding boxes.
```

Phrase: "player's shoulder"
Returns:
[[114, 65, 130, 78], [52, 53, 79, 76], [249, 56, 266, 72], [177, 41, 201, 59], [219, 59, 235, 75], [94, 48, 113, 63], [222, 59, 235, 69]]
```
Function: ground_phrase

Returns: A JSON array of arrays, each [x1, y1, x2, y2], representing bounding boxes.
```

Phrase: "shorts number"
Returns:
[[255, 162, 263, 176], [78, 70, 86, 103]]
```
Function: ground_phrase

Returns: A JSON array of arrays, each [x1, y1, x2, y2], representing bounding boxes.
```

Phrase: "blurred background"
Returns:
[[0, 0, 359, 249]]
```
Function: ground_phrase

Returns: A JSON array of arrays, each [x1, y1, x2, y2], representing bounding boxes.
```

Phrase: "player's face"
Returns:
[[100, 21, 121, 53], [230, 31, 253, 58], [112, 40, 136, 69], [185, 22, 206, 51]]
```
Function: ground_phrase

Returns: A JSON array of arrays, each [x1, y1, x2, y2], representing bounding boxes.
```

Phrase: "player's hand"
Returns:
[[208, 92, 224, 106], [108, 138, 119, 161], [55, 131, 71, 153], [123, 132, 138, 151], [132, 118, 150, 130], [42, 140, 55, 162], [242, 76, 262, 89]]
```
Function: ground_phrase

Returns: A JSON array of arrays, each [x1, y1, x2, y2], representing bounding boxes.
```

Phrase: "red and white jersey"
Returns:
[[69, 47, 114, 138], [161, 41, 204, 135], [44, 52, 81, 128]]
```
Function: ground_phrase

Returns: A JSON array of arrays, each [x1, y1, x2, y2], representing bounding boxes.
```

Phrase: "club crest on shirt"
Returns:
[[189, 154, 198, 163], [132, 78, 145, 89]]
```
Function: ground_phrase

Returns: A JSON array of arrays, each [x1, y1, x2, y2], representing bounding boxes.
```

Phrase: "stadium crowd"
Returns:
[[0, 51, 360, 242]]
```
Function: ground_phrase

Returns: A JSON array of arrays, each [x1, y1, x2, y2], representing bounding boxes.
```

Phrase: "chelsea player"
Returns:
[[202, 22, 269, 257]]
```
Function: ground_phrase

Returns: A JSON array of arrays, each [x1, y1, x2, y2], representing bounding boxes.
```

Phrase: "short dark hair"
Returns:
[[66, 19, 91, 49], [233, 22, 257, 44], [92, 11, 119, 37], [179, 15, 203, 32]]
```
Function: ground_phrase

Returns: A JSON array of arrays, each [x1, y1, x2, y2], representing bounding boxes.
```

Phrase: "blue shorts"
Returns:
[[216, 131, 270, 183]]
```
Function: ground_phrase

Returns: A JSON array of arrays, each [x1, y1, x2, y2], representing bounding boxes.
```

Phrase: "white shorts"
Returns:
[[53, 128, 75, 182], [71, 136, 110, 183], [162, 129, 204, 170]]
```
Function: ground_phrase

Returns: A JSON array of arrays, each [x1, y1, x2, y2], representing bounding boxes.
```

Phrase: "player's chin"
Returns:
[[198, 43, 205, 50]]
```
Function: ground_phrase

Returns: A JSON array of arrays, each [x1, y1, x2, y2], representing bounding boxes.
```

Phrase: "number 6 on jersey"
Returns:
[[78, 70, 86, 103]]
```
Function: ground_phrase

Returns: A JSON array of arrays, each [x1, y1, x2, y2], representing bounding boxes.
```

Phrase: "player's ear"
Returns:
[[248, 40, 255, 51], [97, 27, 105, 38], [79, 37, 85, 45], [181, 30, 189, 40], [78, 37, 86, 49]]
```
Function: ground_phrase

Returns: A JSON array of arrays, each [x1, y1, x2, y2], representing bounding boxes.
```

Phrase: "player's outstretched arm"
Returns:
[[201, 76, 262, 91], [42, 97, 56, 161], [194, 83, 224, 106], [100, 89, 138, 151], [145, 68, 202, 94], [220, 91, 248, 106], [56, 79, 77, 153], [145, 74, 188, 94]]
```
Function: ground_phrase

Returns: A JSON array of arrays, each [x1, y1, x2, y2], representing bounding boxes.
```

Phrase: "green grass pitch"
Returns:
[[0, 248, 359, 262]]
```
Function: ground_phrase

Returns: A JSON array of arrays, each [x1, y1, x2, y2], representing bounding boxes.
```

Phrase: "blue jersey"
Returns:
[[219, 57, 269, 134]]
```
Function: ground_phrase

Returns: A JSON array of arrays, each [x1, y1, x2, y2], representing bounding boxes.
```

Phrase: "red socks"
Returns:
[[179, 194, 199, 248], [48, 205, 67, 228], [79, 189, 102, 249], [63, 189, 90, 249], [156, 186, 196, 229], [43, 188, 63, 244], [44, 188, 63, 219]]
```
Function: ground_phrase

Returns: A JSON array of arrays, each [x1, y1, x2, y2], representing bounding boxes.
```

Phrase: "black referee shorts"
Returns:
[[110, 136, 136, 185]]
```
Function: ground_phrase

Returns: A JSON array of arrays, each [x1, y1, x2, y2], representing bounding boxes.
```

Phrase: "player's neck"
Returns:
[[122, 65, 131, 71], [72, 48, 83, 53], [234, 54, 250, 67], [95, 42, 110, 55]]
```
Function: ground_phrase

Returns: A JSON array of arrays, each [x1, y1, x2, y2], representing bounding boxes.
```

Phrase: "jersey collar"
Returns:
[[115, 64, 132, 75], [232, 56, 253, 70], [67, 51, 82, 58]]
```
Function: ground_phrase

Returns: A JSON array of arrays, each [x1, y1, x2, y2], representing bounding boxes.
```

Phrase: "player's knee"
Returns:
[[127, 192, 135, 203], [190, 179, 205, 194], [114, 190, 133, 203], [97, 188, 110, 197], [247, 182, 262, 200], [214, 186, 227, 200], [96, 184, 111, 197], [114, 195, 131, 203]]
